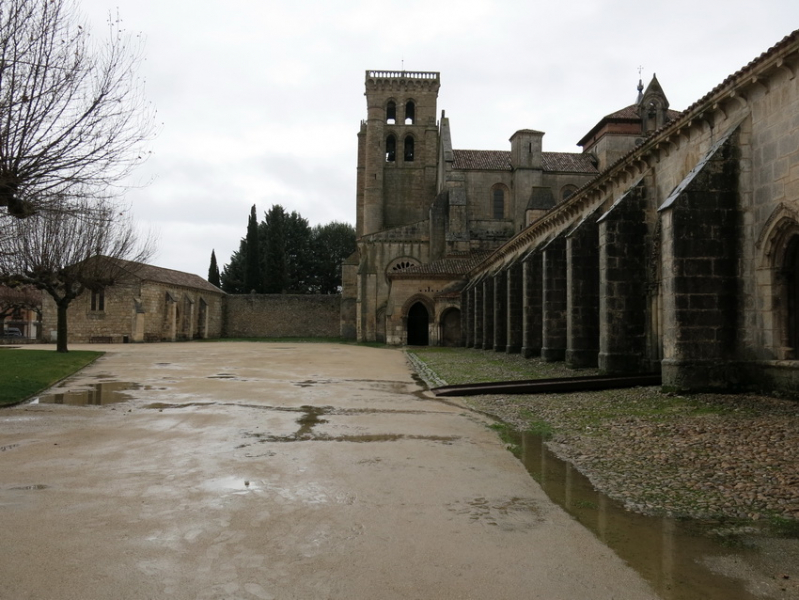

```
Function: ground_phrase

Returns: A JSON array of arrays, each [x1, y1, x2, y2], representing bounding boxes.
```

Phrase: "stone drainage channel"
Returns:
[[29, 382, 798, 600]]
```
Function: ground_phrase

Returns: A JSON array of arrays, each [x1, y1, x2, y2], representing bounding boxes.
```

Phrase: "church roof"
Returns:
[[388, 252, 492, 278], [577, 104, 682, 148], [451, 150, 598, 174], [452, 149, 510, 170], [542, 152, 599, 173]]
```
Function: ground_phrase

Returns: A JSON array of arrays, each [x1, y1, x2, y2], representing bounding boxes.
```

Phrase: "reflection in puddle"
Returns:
[[238, 404, 458, 444], [257, 432, 458, 443], [513, 431, 779, 600], [35, 382, 139, 406], [202, 476, 262, 494]]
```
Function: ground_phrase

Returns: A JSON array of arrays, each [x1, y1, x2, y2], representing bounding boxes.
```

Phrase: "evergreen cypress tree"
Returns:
[[244, 205, 262, 293], [263, 205, 288, 293], [208, 250, 221, 287]]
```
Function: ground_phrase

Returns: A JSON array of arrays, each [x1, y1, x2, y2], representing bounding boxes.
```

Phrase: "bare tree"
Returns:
[[0, 198, 155, 351], [0, 0, 155, 218]]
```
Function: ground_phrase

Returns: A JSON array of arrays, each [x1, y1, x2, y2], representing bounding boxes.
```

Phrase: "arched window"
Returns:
[[404, 101, 415, 125], [386, 135, 396, 162], [404, 136, 414, 162], [561, 185, 578, 201], [386, 101, 396, 124], [492, 187, 505, 219]]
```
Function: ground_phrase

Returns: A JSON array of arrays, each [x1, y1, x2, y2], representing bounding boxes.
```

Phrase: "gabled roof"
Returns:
[[542, 152, 598, 173], [577, 104, 682, 148], [112, 258, 224, 294], [388, 252, 492, 278], [452, 149, 511, 170], [451, 150, 598, 174]]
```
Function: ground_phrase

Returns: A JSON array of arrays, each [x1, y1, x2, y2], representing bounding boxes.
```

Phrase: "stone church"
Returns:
[[342, 29, 799, 393]]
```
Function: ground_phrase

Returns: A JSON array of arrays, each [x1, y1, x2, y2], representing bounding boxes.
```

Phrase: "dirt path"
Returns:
[[0, 342, 657, 600]]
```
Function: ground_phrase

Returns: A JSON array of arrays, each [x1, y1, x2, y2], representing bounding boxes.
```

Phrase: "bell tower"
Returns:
[[356, 70, 441, 237]]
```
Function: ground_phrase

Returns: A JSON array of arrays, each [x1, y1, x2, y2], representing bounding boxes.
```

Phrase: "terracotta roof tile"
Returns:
[[112, 258, 224, 294], [389, 252, 492, 278], [452, 150, 597, 174], [541, 152, 598, 173], [452, 149, 511, 170]]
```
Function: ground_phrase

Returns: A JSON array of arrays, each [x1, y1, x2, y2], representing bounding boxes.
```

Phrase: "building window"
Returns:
[[562, 185, 578, 201], [492, 188, 505, 219], [386, 135, 396, 162], [404, 100, 415, 125], [386, 101, 396, 124], [91, 289, 105, 312], [404, 136, 414, 162]]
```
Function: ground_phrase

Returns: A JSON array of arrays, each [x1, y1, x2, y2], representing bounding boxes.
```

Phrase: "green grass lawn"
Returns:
[[407, 347, 598, 385], [0, 349, 102, 407]]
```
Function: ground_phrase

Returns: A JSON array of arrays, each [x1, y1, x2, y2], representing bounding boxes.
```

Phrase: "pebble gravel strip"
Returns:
[[408, 349, 799, 523]]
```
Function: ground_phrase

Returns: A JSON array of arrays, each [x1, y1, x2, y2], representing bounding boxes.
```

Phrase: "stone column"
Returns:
[[598, 185, 648, 373], [522, 252, 543, 358], [482, 277, 495, 351], [566, 215, 600, 368], [660, 136, 739, 390], [473, 283, 484, 349], [542, 237, 567, 362], [493, 271, 507, 352], [462, 287, 473, 348], [506, 262, 523, 353]]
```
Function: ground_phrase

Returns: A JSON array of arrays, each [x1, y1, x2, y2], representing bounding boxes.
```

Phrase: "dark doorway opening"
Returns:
[[407, 302, 429, 346], [441, 308, 461, 347], [785, 236, 799, 357]]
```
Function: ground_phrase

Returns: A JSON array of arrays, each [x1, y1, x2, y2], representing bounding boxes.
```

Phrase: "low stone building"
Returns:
[[41, 259, 224, 344]]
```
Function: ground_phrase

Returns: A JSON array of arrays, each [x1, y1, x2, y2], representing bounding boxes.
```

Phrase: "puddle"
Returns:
[[33, 382, 140, 406], [202, 476, 262, 494], [511, 430, 791, 600], [237, 404, 458, 444], [293, 379, 334, 388]]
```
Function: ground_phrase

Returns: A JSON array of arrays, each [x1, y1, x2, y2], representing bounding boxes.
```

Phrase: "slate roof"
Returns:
[[451, 150, 597, 174], [110, 257, 224, 294], [389, 252, 493, 278]]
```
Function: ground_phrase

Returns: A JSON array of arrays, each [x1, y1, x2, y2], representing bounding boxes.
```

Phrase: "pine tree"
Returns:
[[208, 250, 221, 287]]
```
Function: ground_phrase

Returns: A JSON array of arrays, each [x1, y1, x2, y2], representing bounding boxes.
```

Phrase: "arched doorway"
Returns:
[[440, 308, 461, 347], [407, 302, 429, 346]]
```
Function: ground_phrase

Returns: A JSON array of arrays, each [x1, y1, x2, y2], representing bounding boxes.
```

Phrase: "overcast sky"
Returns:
[[78, 0, 799, 279]]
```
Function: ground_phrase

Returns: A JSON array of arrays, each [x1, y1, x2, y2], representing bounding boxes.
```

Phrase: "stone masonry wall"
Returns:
[[224, 294, 340, 338]]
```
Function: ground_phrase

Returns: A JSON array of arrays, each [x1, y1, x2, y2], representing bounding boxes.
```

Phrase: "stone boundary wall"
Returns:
[[224, 294, 341, 338]]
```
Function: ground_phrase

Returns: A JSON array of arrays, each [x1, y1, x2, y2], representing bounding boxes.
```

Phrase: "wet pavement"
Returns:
[[1, 342, 662, 599]]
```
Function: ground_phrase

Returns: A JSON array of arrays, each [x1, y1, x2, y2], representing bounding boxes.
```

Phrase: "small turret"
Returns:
[[638, 74, 671, 134], [509, 129, 544, 170]]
